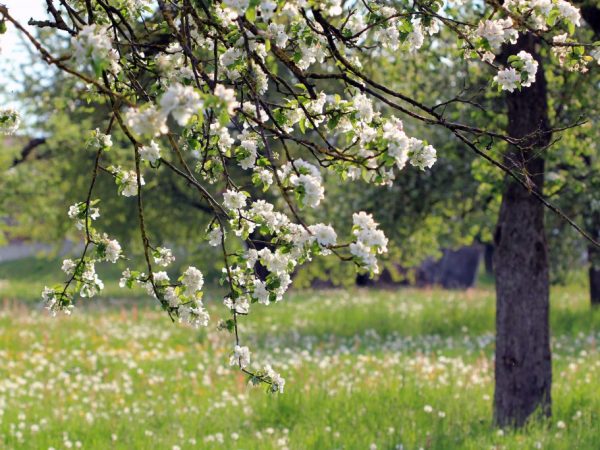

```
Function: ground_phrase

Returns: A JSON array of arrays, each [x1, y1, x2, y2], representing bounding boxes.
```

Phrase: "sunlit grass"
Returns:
[[0, 275, 598, 449]]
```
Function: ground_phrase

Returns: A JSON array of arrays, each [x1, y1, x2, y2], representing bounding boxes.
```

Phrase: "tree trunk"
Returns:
[[484, 243, 494, 276], [589, 247, 600, 306], [579, 4, 600, 307], [493, 34, 552, 427], [588, 212, 600, 306]]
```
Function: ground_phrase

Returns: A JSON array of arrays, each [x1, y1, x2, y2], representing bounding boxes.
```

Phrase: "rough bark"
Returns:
[[578, 1, 600, 307], [493, 34, 552, 427], [589, 244, 600, 306], [484, 243, 494, 276], [587, 209, 600, 306], [580, 3, 600, 37], [584, 174, 600, 307]]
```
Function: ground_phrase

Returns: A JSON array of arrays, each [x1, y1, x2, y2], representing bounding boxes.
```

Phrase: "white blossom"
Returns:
[[410, 144, 437, 170], [224, 296, 250, 314], [182, 266, 204, 293], [103, 237, 122, 263], [591, 47, 600, 65], [475, 18, 518, 51], [223, 189, 247, 210], [208, 226, 223, 246], [71, 24, 119, 73], [308, 224, 338, 248], [494, 67, 521, 92], [139, 141, 161, 164], [165, 287, 179, 307], [408, 20, 425, 52], [264, 364, 285, 393], [88, 128, 113, 149], [79, 262, 104, 298], [378, 25, 400, 50], [278, 160, 325, 209], [61, 259, 77, 275], [179, 303, 210, 327], [211, 123, 235, 153], [214, 84, 239, 115], [230, 345, 251, 368], [350, 212, 389, 273], [238, 135, 258, 170], [267, 23, 289, 48], [353, 93, 375, 123], [222, 0, 249, 18], [0, 108, 20, 135], [260, 1, 278, 20], [154, 247, 175, 267], [297, 38, 327, 70], [252, 279, 271, 305], [113, 168, 145, 197], [125, 106, 168, 137], [517, 51, 539, 87], [556, 0, 581, 26], [159, 83, 203, 126], [255, 168, 273, 187]]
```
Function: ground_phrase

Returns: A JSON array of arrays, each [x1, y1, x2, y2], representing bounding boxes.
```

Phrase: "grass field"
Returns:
[[0, 258, 599, 449]]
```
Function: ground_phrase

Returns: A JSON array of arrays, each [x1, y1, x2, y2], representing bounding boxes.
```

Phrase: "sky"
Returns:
[[1, 0, 47, 104]]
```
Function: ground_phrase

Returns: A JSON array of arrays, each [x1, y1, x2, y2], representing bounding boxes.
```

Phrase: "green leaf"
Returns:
[[224, 319, 236, 332], [245, 6, 256, 22], [327, 114, 341, 130], [219, 109, 229, 126]]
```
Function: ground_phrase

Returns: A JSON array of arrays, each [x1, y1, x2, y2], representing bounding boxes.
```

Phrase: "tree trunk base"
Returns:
[[493, 33, 552, 428]]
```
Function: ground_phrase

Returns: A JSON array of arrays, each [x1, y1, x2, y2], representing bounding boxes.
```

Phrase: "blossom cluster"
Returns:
[[552, 34, 599, 72], [71, 24, 120, 75], [108, 166, 145, 197], [0, 108, 20, 135], [350, 212, 389, 274], [504, 0, 581, 31], [472, 18, 519, 63], [464, 0, 596, 72], [121, 264, 211, 329], [19, 0, 593, 392], [87, 128, 113, 150], [42, 201, 123, 315], [219, 189, 373, 310], [494, 51, 539, 92]]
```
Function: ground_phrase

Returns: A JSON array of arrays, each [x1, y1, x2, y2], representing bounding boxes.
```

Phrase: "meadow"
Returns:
[[0, 259, 599, 449]]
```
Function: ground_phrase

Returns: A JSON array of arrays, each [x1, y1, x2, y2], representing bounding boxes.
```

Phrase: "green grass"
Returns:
[[0, 256, 139, 302], [0, 256, 221, 302], [0, 260, 599, 449]]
